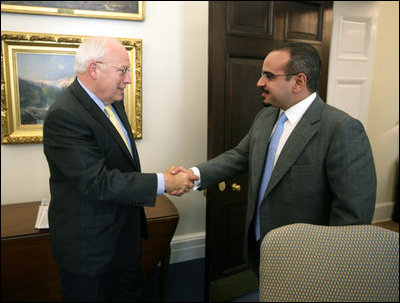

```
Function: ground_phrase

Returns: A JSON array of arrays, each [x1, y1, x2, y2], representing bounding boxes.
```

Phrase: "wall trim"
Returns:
[[372, 201, 395, 223], [170, 231, 205, 264]]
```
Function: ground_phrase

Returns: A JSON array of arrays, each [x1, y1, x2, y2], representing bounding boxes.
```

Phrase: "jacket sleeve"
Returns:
[[197, 133, 250, 189], [326, 116, 376, 225]]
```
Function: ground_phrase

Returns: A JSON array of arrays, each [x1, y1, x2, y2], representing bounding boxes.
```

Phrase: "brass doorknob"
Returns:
[[232, 183, 241, 192]]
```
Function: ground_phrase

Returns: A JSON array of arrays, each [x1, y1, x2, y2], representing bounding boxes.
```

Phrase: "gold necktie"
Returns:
[[104, 105, 130, 150]]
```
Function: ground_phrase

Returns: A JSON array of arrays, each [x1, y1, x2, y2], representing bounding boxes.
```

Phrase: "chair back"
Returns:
[[259, 223, 399, 302]]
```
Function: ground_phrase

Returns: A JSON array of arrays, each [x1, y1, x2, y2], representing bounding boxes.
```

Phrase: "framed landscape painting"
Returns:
[[1, 1, 145, 21], [1, 31, 143, 144]]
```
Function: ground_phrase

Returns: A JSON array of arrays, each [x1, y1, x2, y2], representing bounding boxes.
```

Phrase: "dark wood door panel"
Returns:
[[227, 1, 273, 38], [284, 1, 325, 42], [226, 57, 264, 148], [222, 197, 248, 273]]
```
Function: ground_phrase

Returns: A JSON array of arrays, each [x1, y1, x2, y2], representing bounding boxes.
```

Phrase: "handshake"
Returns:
[[163, 166, 198, 196]]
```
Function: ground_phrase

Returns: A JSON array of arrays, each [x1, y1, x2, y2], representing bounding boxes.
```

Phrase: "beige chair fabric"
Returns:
[[259, 223, 399, 302]]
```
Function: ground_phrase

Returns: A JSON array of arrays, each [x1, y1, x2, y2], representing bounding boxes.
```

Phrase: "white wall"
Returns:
[[367, 1, 399, 222], [0, 2, 208, 242]]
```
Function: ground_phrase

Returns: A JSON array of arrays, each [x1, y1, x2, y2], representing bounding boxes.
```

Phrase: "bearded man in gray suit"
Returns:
[[171, 42, 376, 276]]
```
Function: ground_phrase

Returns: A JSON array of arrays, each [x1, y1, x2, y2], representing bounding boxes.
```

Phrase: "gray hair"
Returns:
[[74, 36, 120, 75]]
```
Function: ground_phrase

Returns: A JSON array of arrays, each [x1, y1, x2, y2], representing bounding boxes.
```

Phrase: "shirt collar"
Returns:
[[77, 77, 107, 112], [282, 92, 316, 125]]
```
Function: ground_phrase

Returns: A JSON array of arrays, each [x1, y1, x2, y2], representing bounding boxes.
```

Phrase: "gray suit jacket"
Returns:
[[197, 95, 376, 242]]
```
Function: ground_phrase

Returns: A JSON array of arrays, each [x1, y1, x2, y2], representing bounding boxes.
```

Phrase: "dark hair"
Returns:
[[273, 42, 321, 92]]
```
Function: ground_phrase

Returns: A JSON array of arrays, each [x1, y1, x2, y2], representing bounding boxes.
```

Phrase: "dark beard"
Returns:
[[261, 88, 271, 107]]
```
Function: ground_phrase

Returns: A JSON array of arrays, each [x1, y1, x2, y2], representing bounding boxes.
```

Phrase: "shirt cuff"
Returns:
[[156, 173, 165, 195], [190, 166, 201, 191]]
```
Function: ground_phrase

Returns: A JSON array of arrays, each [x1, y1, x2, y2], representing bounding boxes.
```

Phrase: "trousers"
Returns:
[[58, 267, 142, 302]]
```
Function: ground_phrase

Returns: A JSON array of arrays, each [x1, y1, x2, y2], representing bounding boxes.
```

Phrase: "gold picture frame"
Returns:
[[1, 1, 145, 21], [1, 31, 143, 144]]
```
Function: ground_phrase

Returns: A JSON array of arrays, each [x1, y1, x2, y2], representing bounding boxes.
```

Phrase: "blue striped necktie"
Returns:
[[255, 112, 287, 240]]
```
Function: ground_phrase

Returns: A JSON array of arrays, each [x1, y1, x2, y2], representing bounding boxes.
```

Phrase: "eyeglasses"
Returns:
[[260, 71, 298, 81], [96, 61, 131, 76]]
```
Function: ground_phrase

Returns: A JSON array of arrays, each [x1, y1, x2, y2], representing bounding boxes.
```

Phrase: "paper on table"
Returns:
[[34, 198, 50, 229]]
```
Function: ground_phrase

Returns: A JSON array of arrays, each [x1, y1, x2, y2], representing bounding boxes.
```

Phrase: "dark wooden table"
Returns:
[[1, 195, 179, 302]]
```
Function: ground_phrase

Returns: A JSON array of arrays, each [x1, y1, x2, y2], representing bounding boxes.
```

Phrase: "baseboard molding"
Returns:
[[372, 201, 395, 223], [169, 202, 395, 263], [170, 232, 205, 264]]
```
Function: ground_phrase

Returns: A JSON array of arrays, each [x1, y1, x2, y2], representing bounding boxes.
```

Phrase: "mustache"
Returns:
[[261, 88, 271, 107]]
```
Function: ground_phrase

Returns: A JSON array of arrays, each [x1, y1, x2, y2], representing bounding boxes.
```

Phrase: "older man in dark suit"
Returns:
[[171, 42, 376, 277], [43, 36, 198, 301]]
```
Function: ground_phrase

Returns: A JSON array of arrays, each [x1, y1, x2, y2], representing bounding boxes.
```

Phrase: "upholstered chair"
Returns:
[[259, 223, 399, 302]]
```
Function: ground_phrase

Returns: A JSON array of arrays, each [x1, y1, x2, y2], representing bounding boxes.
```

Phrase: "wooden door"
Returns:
[[206, 1, 333, 301]]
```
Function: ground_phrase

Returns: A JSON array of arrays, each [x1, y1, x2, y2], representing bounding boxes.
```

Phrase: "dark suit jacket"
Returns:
[[197, 95, 376, 243], [43, 78, 157, 276]]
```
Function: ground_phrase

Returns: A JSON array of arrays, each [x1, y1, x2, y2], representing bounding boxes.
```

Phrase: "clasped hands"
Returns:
[[163, 166, 197, 196]]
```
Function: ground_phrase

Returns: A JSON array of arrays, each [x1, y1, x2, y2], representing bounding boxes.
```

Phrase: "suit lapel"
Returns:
[[70, 79, 140, 170], [113, 102, 142, 171], [265, 97, 324, 195]]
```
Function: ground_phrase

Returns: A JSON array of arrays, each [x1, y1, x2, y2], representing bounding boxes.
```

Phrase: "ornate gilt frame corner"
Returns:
[[121, 38, 143, 140]]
